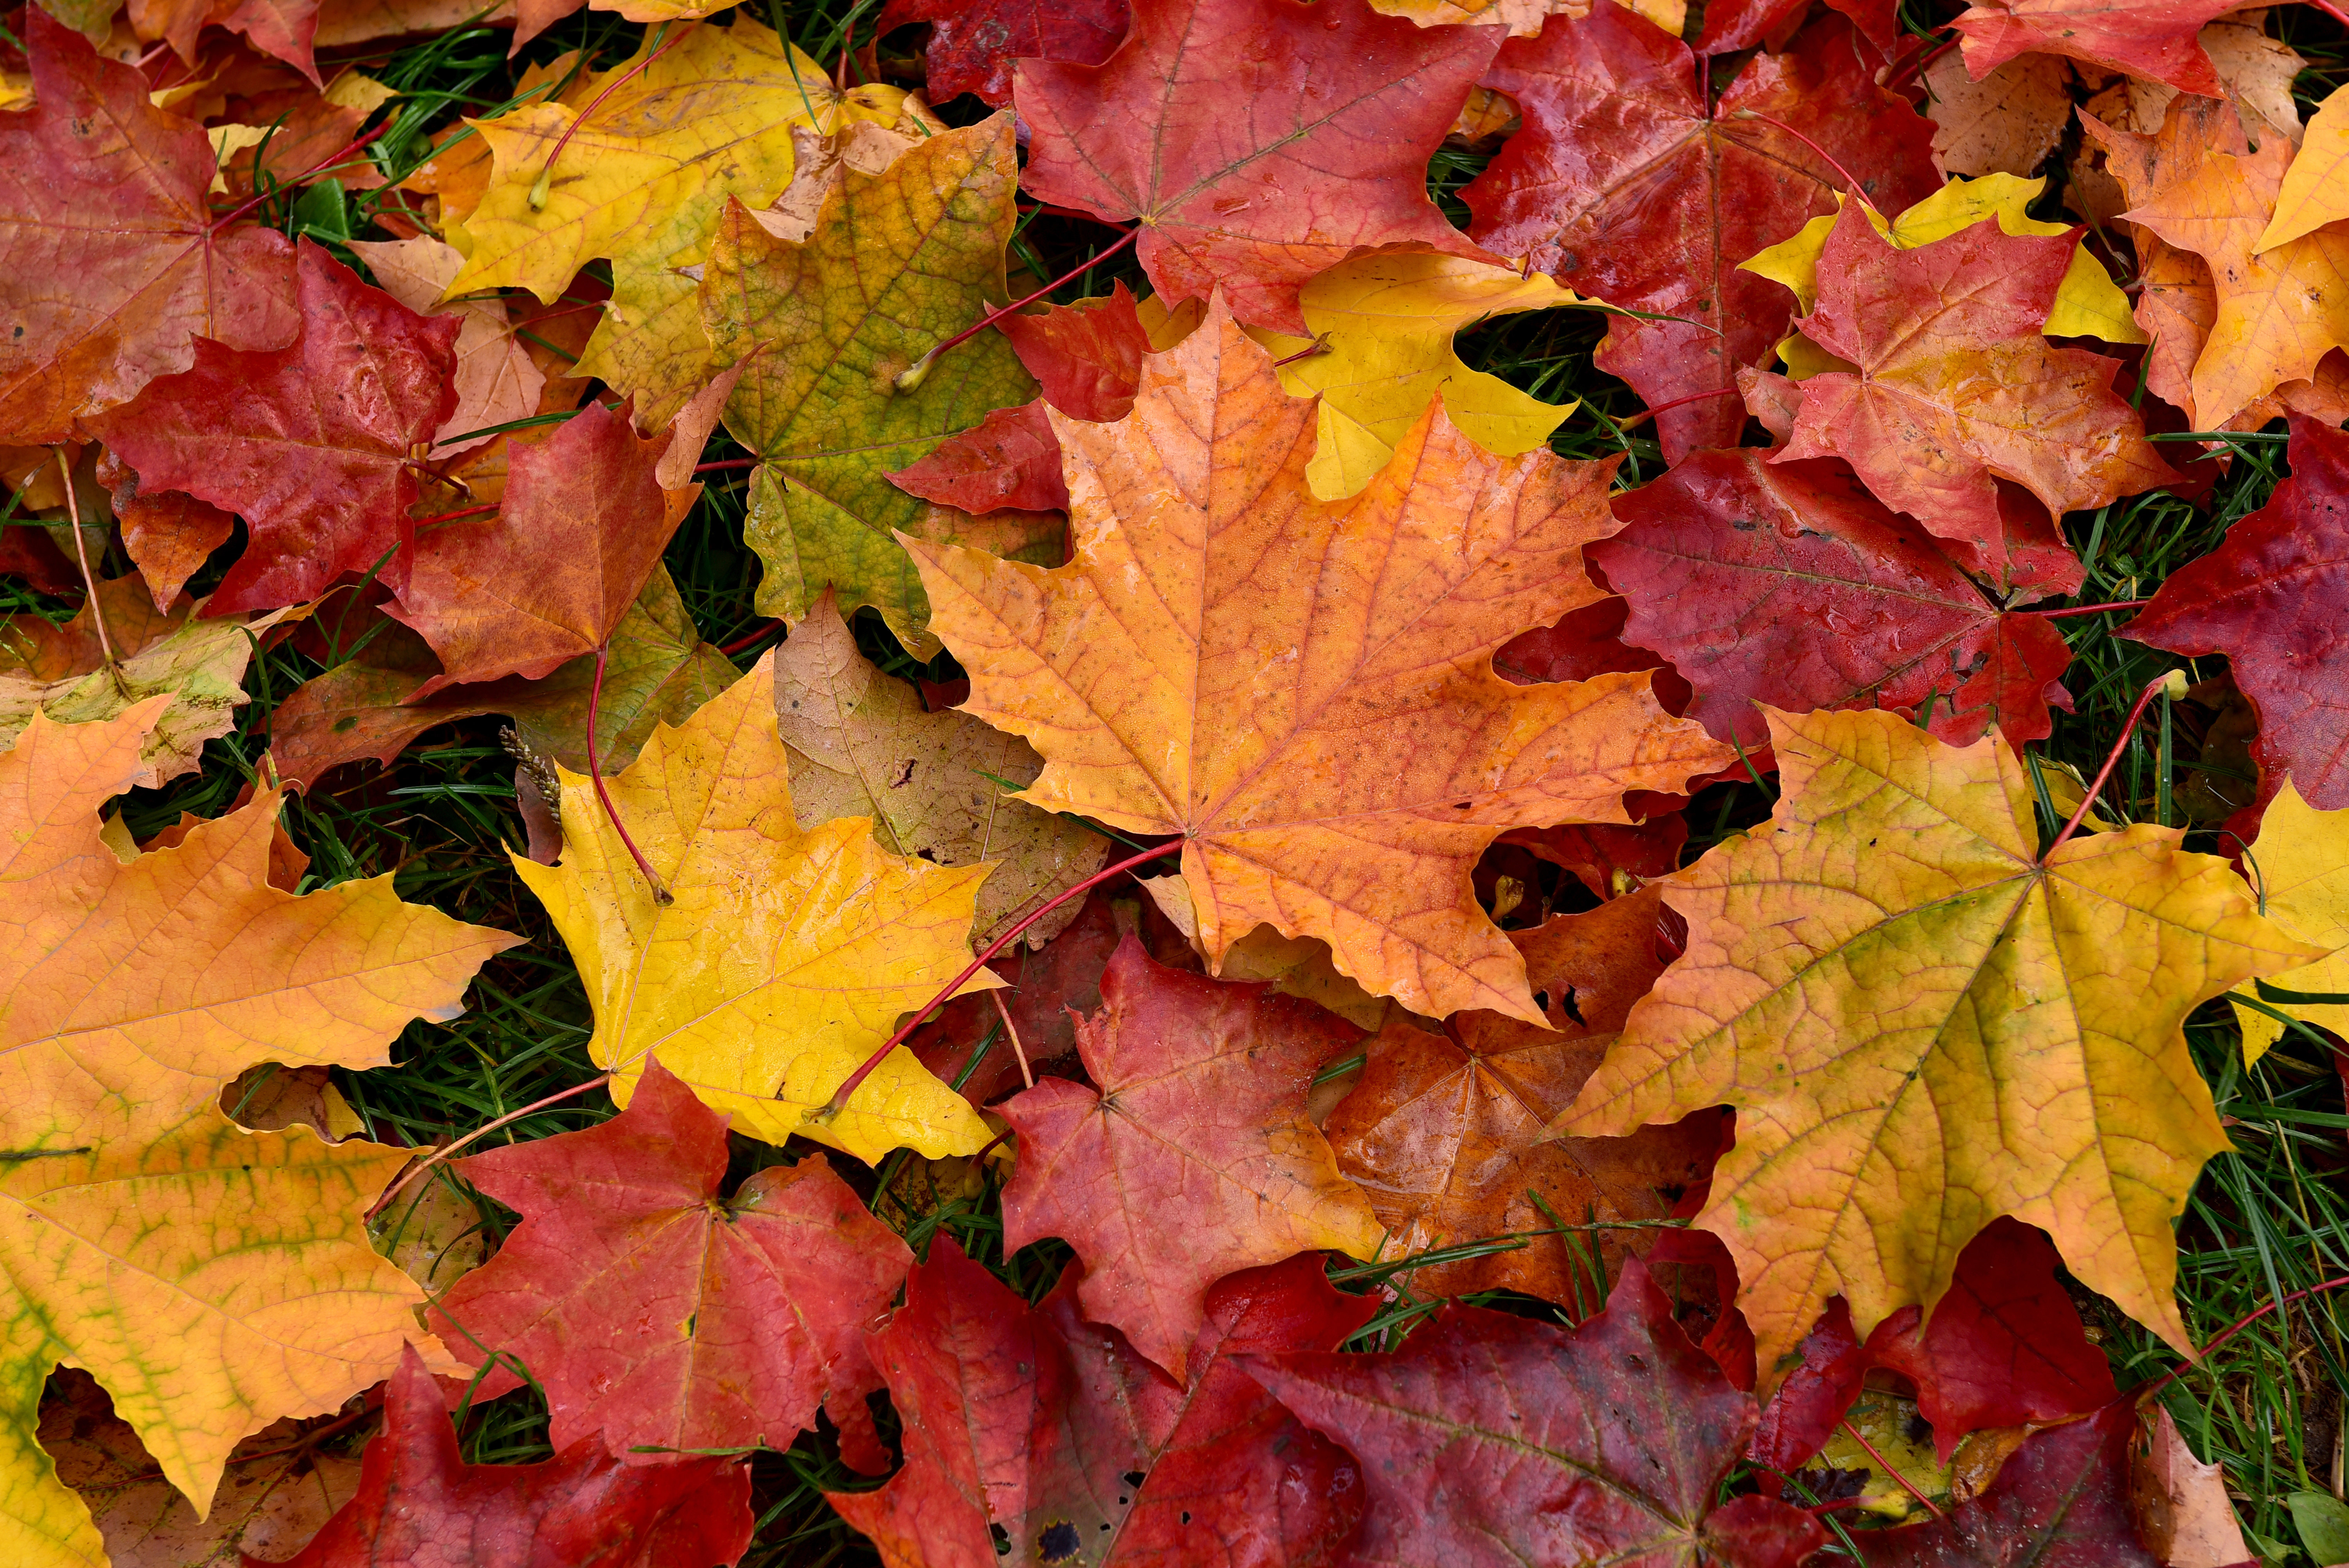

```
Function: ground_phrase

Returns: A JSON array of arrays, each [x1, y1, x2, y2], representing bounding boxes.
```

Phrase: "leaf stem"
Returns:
[[2046, 670, 2181, 857], [2132, 1274, 2349, 1399], [209, 129, 379, 229], [814, 839, 1180, 1121], [1617, 385, 1742, 431], [893, 225, 1140, 394], [369, 1070, 613, 1216], [528, 21, 694, 211], [55, 450, 118, 674], [2024, 600, 2147, 619], [586, 642, 673, 904], [1835, 1418, 1948, 1523], [1731, 109, 1879, 212]]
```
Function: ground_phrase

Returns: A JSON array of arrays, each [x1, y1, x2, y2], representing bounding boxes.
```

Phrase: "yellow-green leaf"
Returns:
[[514, 652, 996, 1164], [1559, 707, 2320, 1381]]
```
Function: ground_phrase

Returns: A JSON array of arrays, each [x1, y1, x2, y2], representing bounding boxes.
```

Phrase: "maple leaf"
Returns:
[[885, 403, 1070, 515], [94, 451, 238, 611], [829, 1240, 1374, 1568], [430, 1060, 909, 1470], [388, 400, 699, 693], [997, 939, 1381, 1378], [265, 567, 737, 791], [1324, 887, 1723, 1307], [1592, 449, 2083, 749], [1458, 5, 1939, 461], [773, 590, 1107, 947], [1560, 707, 2320, 1377], [1750, 1219, 2118, 1474], [2135, 1408, 2254, 1568], [1000, 282, 1150, 422], [347, 237, 546, 460], [0, 573, 296, 786], [702, 114, 1052, 649], [1923, 52, 2075, 182], [85, 241, 459, 615], [1742, 175, 2148, 365], [1771, 203, 2174, 550], [0, 700, 516, 1567], [908, 298, 1730, 1022], [2223, 782, 2349, 1064], [1950, 0, 2236, 96], [2261, 83, 2349, 253], [2117, 129, 2349, 437], [2124, 414, 2349, 810], [513, 650, 995, 1163], [1251, 249, 1576, 502], [875, 0, 1128, 107], [447, 21, 916, 424], [1852, 1403, 2156, 1567], [130, 0, 321, 83], [0, 9, 297, 445], [1014, 0, 1503, 334], [1694, 0, 1900, 55], [36, 1368, 364, 1568], [1246, 1257, 1828, 1568], [267, 1347, 754, 1568]]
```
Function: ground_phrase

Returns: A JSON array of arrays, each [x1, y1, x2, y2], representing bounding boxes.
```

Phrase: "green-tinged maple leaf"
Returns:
[[700, 112, 1049, 651], [1560, 707, 2321, 1381], [0, 700, 517, 1568], [514, 652, 996, 1163]]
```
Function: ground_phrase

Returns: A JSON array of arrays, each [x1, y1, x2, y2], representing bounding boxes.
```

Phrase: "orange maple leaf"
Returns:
[[906, 297, 1729, 1023]]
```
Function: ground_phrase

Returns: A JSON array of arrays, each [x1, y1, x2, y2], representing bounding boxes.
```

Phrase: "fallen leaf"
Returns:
[[0, 700, 516, 1566], [1250, 249, 1576, 501], [94, 451, 238, 610], [1592, 449, 2082, 748], [127, 0, 319, 80], [1458, 5, 1939, 461], [264, 566, 738, 791], [0, 573, 292, 785], [2223, 781, 2349, 1063], [1559, 707, 2319, 1380], [1323, 887, 1723, 1307], [447, 21, 909, 426], [268, 1347, 754, 1568], [1752, 1219, 2117, 1474], [884, 403, 1069, 515], [1949, 0, 2235, 96], [388, 399, 698, 693], [0, 9, 297, 445], [2131, 1408, 2253, 1568], [310, 0, 512, 45], [772, 588, 1107, 947], [347, 236, 545, 459], [1923, 48, 2074, 178], [1015, 0, 1502, 334], [36, 1369, 365, 1568], [2123, 414, 2349, 810], [875, 0, 1128, 107], [2262, 82, 2349, 252], [1000, 282, 1150, 422], [909, 298, 1730, 1023], [1772, 203, 2173, 550], [828, 1241, 1372, 1568], [998, 937, 1382, 1378], [513, 651, 996, 1162], [1854, 1404, 2157, 1567], [1246, 1257, 1828, 1568], [85, 240, 460, 615], [702, 114, 1048, 649], [430, 1060, 908, 1470]]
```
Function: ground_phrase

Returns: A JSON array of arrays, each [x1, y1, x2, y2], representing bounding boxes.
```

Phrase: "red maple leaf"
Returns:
[[877, 0, 1129, 107], [2124, 413, 2349, 810], [1015, 0, 1501, 333], [1950, 0, 2237, 97], [86, 240, 458, 614], [1459, 7, 1937, 461], [1850, 1403, 2158, 1567], [0, 8, 297, 445], [1246, 1258, 1827, 1568], [1592, 449, 2084, 748], [426, 1060, 909, 1473], [265, 1347, 754, 1568]]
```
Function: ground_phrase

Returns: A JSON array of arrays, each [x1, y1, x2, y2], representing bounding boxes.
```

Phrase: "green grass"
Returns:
[[21, 0, 2347, 1557]]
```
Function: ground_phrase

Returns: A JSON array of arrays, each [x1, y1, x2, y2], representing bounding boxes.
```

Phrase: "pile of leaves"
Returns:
[[2, 0, 2347, 1559]]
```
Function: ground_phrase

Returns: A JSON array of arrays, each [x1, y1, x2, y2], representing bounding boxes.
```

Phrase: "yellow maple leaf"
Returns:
[[2258, 82, 2349, 253], [0, 700, 517, 1568], [1249, 250, 1578, 502], [513, 652, 996, 1164], [2125, 135, 2349, 430], [2230, 780, 2349, 1065], [444, 21, 914, 423], [1744, 174, 2146, 379], [906, 296, 1730, 1024], [1559, 707, 2321, 1381]]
